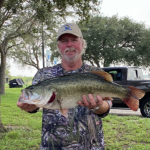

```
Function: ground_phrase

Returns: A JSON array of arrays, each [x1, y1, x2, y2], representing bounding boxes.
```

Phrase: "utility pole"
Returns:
[[42, 23, 45, 68]]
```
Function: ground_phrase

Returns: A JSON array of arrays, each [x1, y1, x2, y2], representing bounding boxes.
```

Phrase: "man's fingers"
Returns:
[[17, 100, 38, 112], [78, 94, 113, 110], [26, 105, 36, 112], [82, 95, 90, 106], [17, 101, 29, 110], [88, 94, 97, 106], [17, 101, 23, 107], [78, 101, 84, 106], [96, 95, 103, 105]]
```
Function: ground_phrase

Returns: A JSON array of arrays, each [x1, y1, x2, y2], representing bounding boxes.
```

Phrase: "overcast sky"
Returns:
[[101, 0, 150, 26], [10, 0, 150, 77]]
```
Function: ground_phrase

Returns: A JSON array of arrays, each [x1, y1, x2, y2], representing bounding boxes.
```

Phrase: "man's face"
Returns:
[[57, 34, 84, 62]]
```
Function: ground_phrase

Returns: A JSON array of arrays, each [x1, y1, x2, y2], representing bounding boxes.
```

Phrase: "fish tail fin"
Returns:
[[122, 86, 145, 111]]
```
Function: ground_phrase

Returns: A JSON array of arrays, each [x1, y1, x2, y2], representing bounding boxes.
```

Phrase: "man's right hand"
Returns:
[[17, 101, 38, 112]]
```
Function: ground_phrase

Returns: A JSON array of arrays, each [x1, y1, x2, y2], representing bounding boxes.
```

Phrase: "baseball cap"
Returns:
[[57, 23, 83, 40]]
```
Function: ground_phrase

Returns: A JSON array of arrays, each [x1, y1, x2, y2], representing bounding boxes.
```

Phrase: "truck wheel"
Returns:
[[140, 98, 150, 117]]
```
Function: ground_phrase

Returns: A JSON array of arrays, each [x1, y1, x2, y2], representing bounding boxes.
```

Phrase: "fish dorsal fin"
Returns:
[[91, 71, 113, 82]]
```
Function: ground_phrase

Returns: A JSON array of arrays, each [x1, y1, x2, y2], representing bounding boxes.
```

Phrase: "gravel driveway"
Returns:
[[110, 107, 142, 116]]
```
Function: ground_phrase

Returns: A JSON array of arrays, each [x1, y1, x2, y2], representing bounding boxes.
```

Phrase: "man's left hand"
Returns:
[[78, 94, 103, 109], [78, 94, 113, 114]]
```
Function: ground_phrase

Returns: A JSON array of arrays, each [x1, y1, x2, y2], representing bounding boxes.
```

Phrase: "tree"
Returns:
[[0, 7, 36, 94], [0, 0, 5, 9], [123, 28, 150, 68], [0, 57, 8, 133], [5, 63, 11, 77], [0, 94, 7, 134], [11, 37, 43, 70], [1, 0, 101, 20], [9, 27, 56, 70], [78, 15, 148, 67], [0, 0, 102, 134], [0, 0, 102, 94]]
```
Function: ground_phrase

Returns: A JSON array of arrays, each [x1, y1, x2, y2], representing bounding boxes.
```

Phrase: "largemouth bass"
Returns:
[[19, 71, 145, 111]]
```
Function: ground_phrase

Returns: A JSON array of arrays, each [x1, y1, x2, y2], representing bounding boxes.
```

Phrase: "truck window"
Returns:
[[128, 69, 144, 80], [103, 69, 122, 81], [128, 70, 137, 80], [137, 68, 144, 79], [135, 70, 138, 78]]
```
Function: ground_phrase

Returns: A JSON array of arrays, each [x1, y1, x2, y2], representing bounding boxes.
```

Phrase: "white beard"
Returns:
[[61, 48, 83, 62]]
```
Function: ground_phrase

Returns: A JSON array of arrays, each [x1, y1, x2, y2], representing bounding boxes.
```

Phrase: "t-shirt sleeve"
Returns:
[[32, 69, 44, 85]]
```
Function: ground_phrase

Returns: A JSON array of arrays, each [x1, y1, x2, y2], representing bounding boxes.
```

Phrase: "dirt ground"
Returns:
[[110, 108, 141, 116]]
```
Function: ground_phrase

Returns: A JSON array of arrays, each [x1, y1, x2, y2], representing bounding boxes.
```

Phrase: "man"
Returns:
[[17, 23, 112, 150]]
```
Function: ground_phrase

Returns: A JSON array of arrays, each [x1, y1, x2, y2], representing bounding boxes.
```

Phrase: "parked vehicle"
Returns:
[[102, 66, 150, 117], [9, 78, 24, 88]]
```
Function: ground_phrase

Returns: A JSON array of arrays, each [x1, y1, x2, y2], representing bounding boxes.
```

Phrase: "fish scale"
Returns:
[[19, 71, 145, 111]]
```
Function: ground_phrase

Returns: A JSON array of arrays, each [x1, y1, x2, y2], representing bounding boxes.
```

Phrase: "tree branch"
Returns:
[[0, 9, 11, 28], [7, 16, 35, 40], [7, 43, 23, 50]]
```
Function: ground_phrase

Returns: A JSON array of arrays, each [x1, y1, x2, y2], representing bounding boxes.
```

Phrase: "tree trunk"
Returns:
[[0, 54, 6, 94], [0, 0, 5, 9], [0, 42, 7, 94], [94, 60, 100, 68], [0, 93, 7, 135]]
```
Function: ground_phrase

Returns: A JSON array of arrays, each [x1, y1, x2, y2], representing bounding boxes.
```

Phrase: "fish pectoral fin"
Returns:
[[91, 71, 113, 82], [57, 99, 68, 117], [57, 99, 63, 112]]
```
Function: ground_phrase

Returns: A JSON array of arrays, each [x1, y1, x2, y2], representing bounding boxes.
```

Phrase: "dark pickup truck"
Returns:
[[102, 66, 150, 117]]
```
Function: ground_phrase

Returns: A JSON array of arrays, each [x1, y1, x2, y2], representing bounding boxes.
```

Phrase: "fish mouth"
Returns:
[[48, 92, 56, 103]]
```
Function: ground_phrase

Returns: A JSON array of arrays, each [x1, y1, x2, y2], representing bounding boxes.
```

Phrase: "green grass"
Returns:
[[0, 88, 42, 150], [1, 87, 150, 149], [103, 115, 150, 149]]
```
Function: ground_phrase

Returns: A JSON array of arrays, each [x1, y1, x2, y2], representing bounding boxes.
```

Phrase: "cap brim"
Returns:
[[57, 33, 81, 41]]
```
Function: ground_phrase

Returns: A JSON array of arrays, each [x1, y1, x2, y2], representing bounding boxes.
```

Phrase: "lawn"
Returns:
[[0, 87, 150, 150], [0, 87, 42, 150]]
